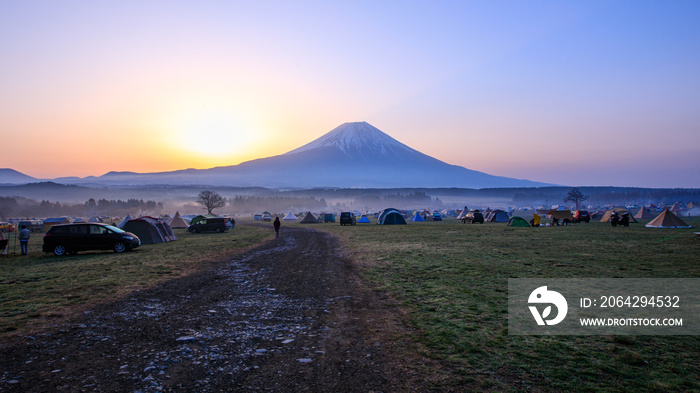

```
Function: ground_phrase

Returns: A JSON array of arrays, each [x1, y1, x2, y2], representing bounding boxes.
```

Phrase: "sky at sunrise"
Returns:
[[1, 1, 699, 188]]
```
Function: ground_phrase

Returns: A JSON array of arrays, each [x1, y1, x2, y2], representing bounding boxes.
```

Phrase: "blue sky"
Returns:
[[1, 1, 698, 187]]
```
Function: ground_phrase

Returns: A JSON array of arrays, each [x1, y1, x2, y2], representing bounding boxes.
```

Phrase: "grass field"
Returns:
[[2, 217, 699, 391], [0, 224, 273, 335], [314, 218, 700, 392]]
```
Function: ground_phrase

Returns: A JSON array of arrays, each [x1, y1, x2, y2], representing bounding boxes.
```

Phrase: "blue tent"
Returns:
[[357, 215, 371, 223], [377, 208, 406, 225], [409, 212, 425, 222]]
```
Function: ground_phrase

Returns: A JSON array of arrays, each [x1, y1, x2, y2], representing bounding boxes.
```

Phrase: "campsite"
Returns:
[[1, 211, 698, 391]]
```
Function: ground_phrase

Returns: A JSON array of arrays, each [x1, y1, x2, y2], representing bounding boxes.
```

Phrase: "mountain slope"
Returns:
[[0, 168, 37, 185], [72, 121, 549, 188]]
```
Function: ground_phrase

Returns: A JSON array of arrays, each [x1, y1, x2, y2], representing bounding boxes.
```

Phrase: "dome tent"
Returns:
[[357, 215, 371, 223], [507, 216, 530, 227], [409, 212, 425, 222], [377, 208, 406, 225]]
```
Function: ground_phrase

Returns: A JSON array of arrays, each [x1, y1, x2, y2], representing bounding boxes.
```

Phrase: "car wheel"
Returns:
[[216, 228, 222, 233], [54, 245, 66, 256], [114, 242, 127, 253]]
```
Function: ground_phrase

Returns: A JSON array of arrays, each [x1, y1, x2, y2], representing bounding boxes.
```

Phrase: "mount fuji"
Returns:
[[7, 122, 551, 188]]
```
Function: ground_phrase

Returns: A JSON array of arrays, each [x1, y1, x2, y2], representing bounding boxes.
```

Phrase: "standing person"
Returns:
[[18, 225, 30, 255], [273, 217, 281, 238]]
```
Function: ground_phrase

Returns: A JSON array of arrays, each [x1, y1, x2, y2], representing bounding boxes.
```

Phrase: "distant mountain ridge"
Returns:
[[1, 122, 552, 188]]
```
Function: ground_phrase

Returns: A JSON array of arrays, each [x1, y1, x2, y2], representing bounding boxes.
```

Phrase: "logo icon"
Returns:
[[528, 286, 568, 326]]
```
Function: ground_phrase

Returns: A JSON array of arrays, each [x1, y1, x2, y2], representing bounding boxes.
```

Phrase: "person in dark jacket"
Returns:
[[273, 217, 281, 238], [18, 225, 30, 255]]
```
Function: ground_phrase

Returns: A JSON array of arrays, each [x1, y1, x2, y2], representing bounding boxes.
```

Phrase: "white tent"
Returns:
[[117, 214, 133, 229], [456, 206, 469, 220], [283, 212, 298, 221]]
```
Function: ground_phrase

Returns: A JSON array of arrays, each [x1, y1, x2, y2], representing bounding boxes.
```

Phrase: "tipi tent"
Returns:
[[357, 215, 371, 223], [487, 210, 509, 222], [634, 207, 655, 220], [169, 211, 189, 229], [456, 206, 469, 220], [600, 209, 637, 223], [508, 216, 530, 227], [283, 212, 298, 221], [645, 209, 692, 228], [409, 212, 425, 222], [300, 212, 318, 224], [377, 208, 406, 225], [117, 214, 133, 229]]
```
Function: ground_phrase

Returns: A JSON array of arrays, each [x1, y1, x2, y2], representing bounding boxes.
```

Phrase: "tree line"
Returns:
[[0, 196, 164, 220]]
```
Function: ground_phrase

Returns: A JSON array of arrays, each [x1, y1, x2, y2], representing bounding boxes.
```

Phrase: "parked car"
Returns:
[[262, 213, 272, 222], [187, 217, 229, 233], [465, 210, 484, 224], [339, 212, 356, 226], [323, 213, 335, 223], [43, 223, 140, 256], [432, 212, 442, 221], [573, 210, 591, 223]]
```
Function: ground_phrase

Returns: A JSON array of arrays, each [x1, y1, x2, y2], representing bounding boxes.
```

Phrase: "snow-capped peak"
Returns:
[[284, 121, 418, 157]]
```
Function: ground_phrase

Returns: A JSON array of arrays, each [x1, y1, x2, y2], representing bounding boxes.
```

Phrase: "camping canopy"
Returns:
[[645, 209, 692, 228], [409, 212, 425, 222], [508, 216, 530, 227], [377, 208, 406, 225], [283, 212, 298, 221], [547, 210, 574, 221]]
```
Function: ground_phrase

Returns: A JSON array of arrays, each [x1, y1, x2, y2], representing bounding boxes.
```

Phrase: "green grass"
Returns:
[[314, 219, 700, 392], [0, 224, 272, 335]]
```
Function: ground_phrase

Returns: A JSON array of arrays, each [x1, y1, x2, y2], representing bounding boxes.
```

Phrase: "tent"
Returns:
[[600, 209, 637, 223], [117, 214, 133, 229], [357, 215, 371, 223], [645, 209, 692, 228], [669, 202, 683, 213], [169, 211, 189, 229], [409, 212, 425, 222], [283, 212, 298, 221], [508, 216, 530, 227], [42, 217, 71, 232], [121, 216, 178, 244], [190, 214, 218, 225], [634, 207, 655, 220], [487, 210, 509, 222], [88, 216, 104, 223], [377, 208, 406, 225], [300, 212, 318, 224], [456, 206, 469, 220]]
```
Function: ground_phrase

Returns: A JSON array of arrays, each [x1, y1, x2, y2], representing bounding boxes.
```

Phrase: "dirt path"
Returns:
[[0, 227, 423, 392]]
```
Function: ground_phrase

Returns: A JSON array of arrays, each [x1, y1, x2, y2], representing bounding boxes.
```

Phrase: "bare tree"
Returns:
[[564, 187, 588, 210], [197, 191, 226, 214]]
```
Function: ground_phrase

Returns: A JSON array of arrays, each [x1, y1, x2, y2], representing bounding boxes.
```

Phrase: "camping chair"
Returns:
[[694, 232, 700, 240]]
